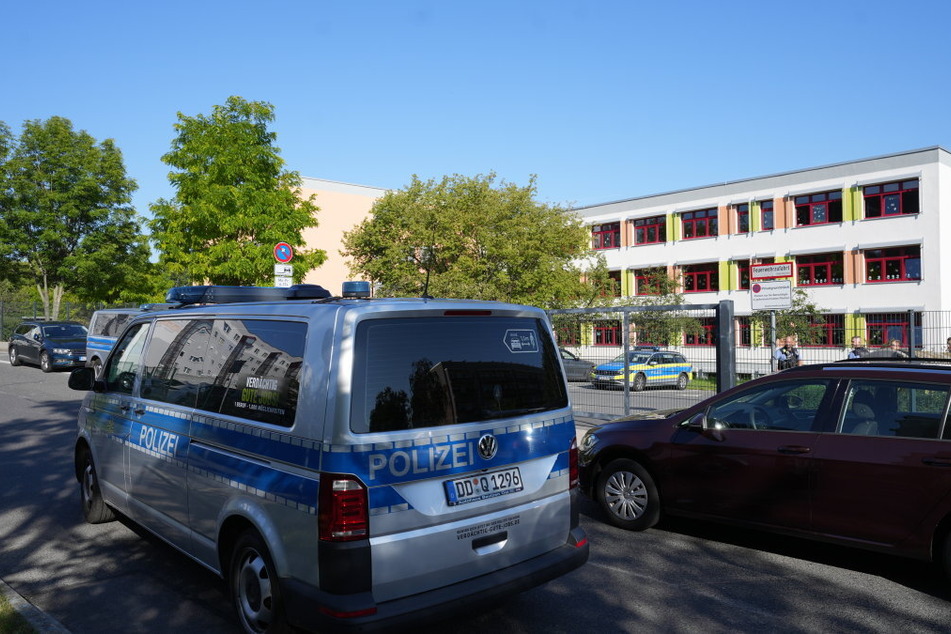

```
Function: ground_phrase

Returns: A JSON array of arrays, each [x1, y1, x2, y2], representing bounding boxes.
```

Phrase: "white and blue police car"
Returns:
[[70, 282, 588, 633]]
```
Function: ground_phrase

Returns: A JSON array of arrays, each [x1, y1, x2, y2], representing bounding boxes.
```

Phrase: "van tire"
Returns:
[[596, 458, 660, 531], [90, 357, 103, 378], [79, 448, 115, 524], [230, 530, 288, 634]]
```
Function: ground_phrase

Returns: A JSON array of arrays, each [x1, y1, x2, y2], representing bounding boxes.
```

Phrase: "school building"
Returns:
[[570, 146, 951, 362]]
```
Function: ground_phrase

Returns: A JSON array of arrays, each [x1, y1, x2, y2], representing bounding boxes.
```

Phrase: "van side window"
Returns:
[[141, 319, 213, 407], [104, 324, 150, 395], [202, 319, 306, 427]]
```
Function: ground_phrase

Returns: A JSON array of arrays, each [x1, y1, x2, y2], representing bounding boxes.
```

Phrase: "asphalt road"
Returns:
[[3, 356, 951, 633]]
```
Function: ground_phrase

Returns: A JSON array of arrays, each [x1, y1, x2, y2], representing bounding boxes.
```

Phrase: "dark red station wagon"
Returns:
[[579, 359, 951, 575]]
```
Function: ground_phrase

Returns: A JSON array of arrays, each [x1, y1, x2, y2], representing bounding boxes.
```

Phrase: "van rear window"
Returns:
[[351, 317, 567, 433]]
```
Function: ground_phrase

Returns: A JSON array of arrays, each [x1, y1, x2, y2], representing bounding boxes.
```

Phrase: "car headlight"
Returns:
[[53, 348, 72, 354], [580, 431, 599, 452]]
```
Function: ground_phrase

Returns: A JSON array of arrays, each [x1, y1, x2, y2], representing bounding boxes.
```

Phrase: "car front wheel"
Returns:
[[596, 458, 660, 531], [230, 530, 288, 634], [9, 346, 21, 366], [632, 373, 647, 392], [40, 351, 53, 373]]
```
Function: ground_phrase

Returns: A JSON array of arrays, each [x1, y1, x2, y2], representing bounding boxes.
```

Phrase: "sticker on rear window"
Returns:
[[503, 329, 538, 353]]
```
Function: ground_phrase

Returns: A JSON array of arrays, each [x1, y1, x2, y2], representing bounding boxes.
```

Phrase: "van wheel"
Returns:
[[632, 373, 647, 392], [596, 458, 660, 531], [9, 346, 21, 366], [230, 530, 288, 634], [79, 447, 115, 524], [40, 352, 53, 373], [675, 373, 689, 390], [91, 357, 103, 378]]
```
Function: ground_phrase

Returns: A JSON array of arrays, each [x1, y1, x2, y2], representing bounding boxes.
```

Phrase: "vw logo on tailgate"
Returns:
[[478, 434, 498, 460]]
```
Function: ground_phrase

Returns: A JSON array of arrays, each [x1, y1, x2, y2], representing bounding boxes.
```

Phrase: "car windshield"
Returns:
[[612, 352, 654, 365], [42, 324, 88, 338]]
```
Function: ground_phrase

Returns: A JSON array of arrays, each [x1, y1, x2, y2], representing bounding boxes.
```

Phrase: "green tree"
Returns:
[[0, 117, 150, 318], [149, 96, 325, 286], [342, 173, 608, 308]]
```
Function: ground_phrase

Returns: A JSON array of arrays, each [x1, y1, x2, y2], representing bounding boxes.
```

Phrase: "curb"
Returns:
[[0, 578, 71, 633]]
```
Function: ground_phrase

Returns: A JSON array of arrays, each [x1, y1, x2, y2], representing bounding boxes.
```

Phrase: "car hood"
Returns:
[[45, 336, 87, 348], [595, 362, 648, 372]]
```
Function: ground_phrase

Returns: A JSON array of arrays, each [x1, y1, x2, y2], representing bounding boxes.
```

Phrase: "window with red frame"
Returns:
[[865, 246, 921, 282], [633, 215, 666, 245], [682, 263, 719, 293], [864, 180, 919, 218], [685, 318, 715, 346], [593, 320, 620, 346], [737, 316, 752, 347], [601, 270, 622, 297], [795, 191, 842, 226], [634, 268, 665, 295], [760, 200, 774, 231], [864, 312, 921, 347], [796, 253, 844, 286], [591, 222, 620, 250], [681, 208, 718, 239], [736, 204, 749, 233], [554, 322, 581, 346], [807, 314, 844, 347], [737, 260, 751, 290]]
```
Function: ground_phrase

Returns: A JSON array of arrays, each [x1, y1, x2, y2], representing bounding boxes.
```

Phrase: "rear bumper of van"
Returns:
[[282, 526, 589, 632]]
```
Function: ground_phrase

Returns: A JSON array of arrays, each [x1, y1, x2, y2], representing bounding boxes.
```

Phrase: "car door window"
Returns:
[[706, 380, 834, 431], [839, 380, 949, 438], [104, 323, 150, 395]]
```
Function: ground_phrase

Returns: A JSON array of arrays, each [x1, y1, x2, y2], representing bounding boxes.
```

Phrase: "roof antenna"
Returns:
[[421, 218, 437, 299]]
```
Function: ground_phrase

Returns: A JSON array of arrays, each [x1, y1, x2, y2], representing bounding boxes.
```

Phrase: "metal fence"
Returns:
[[548, 304, 951, 422]]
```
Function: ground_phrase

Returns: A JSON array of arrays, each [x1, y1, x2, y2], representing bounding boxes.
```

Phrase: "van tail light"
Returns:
[[318, 475, 368, 541], [569, 437, 579, 490]]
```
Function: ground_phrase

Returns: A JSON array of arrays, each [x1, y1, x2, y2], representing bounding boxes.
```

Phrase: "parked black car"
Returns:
[[559, 348, 596, 381], [8, 320, 88, 372]]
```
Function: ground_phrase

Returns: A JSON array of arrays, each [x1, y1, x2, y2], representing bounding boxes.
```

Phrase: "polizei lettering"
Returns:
[[138, 424, 179, 458], [368, 442, 475, 481]]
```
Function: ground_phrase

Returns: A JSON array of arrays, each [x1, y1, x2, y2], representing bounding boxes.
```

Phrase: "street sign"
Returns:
[[751, 262, 793, 280], [751, 279, 792, 310], [274, 263, 293, 276], [274, 242, 294, 263]]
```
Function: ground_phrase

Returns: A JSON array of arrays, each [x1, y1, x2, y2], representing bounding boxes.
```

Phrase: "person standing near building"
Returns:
[[775, 335, 801, 370], [848, 336, 870, 359]]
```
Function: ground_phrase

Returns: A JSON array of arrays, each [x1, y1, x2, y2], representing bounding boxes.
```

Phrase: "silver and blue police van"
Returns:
[[69, 283, 589, 633]]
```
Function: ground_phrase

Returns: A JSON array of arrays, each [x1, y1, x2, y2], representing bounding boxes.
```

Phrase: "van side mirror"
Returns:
[[68, 367, 96, 391]]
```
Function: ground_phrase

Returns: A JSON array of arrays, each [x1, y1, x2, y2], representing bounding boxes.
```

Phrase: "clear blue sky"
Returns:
[[4, 0, 951, 218]]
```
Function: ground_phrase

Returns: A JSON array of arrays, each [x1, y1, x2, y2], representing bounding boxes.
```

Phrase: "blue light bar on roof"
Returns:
[[165, 284, 331, 304], [341, 281, 372, 298]]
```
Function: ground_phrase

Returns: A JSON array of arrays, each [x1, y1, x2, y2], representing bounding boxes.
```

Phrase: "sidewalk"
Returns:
[[0, 579, 70, 633]]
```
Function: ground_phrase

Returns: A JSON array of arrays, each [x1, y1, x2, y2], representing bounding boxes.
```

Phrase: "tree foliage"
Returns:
[[149, 96, 325, 286], [0, 116, 150, 318], [342, 173, 608, 308]]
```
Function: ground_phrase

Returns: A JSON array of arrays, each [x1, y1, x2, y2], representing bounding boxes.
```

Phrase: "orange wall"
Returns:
[[298, 179, 387, 295]]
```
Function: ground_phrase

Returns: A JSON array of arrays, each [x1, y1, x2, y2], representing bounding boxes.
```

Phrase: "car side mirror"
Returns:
[[68, 367, 97, 391], [686, 412, 706, 431]]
